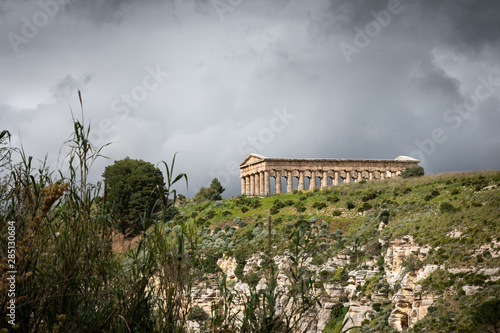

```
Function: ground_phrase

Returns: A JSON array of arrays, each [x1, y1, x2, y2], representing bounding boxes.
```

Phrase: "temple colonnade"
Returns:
[[239, 154, 420, 196]]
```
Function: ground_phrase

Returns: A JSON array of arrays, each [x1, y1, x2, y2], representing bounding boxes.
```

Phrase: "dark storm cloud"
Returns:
[[410, 60, 461, 98], [416, 0, 500, 52], [63, 0, 162, 23], [1, 0, 499, 197], [317, 0, 500, 52], [50, 74, 92, 101]]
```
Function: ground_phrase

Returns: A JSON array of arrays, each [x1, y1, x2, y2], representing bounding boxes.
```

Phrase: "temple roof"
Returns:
[[240, 153, 419, 168]]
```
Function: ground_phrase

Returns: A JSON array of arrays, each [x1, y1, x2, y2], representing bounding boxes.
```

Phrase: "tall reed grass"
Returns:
[[0, 93, 319, 332]]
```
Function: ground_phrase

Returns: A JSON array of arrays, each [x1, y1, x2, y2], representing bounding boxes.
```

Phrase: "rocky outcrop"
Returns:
[[384, 236, 438, 331], [217, 254, 237, 279], [185, 234, 498, 333]]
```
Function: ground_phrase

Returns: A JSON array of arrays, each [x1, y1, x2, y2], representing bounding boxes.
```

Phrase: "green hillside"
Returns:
[[175, 170, 500, 332], [181, 171, 499, 261]]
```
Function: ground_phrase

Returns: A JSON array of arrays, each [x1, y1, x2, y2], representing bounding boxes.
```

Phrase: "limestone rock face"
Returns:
[[343, 300, 375, 332], [384, 236, 438, 332], [185, 234, 494, 333], [217, 255, 237, 279]]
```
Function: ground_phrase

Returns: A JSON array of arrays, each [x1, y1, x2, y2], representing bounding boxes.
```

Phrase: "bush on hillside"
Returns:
[[401, 166, 425, 178]]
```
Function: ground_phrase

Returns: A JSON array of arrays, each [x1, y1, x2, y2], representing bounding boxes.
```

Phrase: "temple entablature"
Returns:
[[239, 154, 420, 196]]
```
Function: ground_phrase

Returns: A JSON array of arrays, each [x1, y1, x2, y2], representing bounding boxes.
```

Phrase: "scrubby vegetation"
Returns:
[[401, 166, 425, 179]]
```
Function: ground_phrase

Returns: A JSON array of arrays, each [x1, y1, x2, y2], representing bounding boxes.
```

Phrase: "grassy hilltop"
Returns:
[[181, 171, 499, 261]]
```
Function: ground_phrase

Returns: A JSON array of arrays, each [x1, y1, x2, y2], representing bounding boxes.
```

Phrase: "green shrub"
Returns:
[[358, 202, 372, 212], [332, 210, 342, 217], [346, 202, 355, 210], [241, 206, 249, 213], [269, 206, 279, 215], [273, 199, 285, 209], [187, 305, 209, 321], [323, 304, 349, 332], [424, 194, 434, 202], [312, 202, 327, 210], [440, 202, 458, 213], [295, 202, 306, 212], [248, 197, 261, 209], [403, 187, 412, 194], [380, 210, 390, 224], [242, 273, 260, 288], [401, 166, 424, 178], [362, 190, 378, 202], [328, 196, 340, 203], [296, 206, 306, 213]]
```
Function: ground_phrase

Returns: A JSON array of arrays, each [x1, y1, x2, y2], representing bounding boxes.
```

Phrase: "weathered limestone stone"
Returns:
[[240, 154, 420, 195], [217, 255, 237, 279], [343, 300, 375, 332], [384, 236, 440, 331]]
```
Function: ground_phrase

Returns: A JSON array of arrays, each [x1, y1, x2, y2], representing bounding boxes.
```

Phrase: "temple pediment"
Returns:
[[240, 153, 266, 167]]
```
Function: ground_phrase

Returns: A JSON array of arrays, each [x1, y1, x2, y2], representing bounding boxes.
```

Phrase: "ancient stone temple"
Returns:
[[239, 154, 420, 196]]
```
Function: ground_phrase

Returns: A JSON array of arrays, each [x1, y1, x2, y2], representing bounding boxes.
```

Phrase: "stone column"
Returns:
[[298, 171, 305, 191], [255, 173, 261, 195], [241, 177, 246, 195], [380, 171, 386, 180], [345, 171, 351, 183], [334, 171, 339, 186], [309, 171, 316, 191], [369, 171, 373, 180], [321, 171, 328, 189], [264, 171, 270, 196], [391, 171, 396, 178], [287, 171, 293, 193], [276, 174, 282, 194], [245, 176, 250, 195], [250, 174, 255, 195], [260, 171, 265, 195], [357, 171, 362, 182]]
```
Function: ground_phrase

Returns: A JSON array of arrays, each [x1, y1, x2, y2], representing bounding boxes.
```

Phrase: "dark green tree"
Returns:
[[103, 157, 164, 234], [210, 177, 225, 198], [194, 177, 225, 202], [472, 299, 500, 333]]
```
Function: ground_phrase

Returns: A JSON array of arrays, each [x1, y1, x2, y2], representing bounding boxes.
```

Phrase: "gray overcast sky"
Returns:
[[1, 0, 500, 197]]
